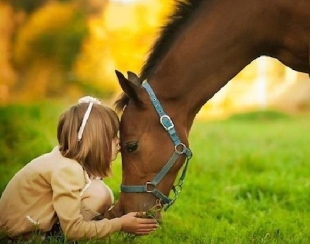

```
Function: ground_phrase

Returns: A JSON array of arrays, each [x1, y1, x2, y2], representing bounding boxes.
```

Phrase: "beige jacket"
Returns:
[[0, 147, 121, 240]]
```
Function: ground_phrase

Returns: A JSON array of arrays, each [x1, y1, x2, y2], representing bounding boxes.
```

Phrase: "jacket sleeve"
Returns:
[[51, 162, 122, 240]]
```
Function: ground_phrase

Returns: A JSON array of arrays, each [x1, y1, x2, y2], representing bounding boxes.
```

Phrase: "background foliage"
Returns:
[[0, 0, 172, 103]]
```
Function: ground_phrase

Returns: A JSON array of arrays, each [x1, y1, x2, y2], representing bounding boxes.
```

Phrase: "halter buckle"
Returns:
[[160, 115, 174, 131]]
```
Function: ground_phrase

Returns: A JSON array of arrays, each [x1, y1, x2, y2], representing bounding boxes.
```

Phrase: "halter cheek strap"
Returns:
[[120, 81, 193, 210]]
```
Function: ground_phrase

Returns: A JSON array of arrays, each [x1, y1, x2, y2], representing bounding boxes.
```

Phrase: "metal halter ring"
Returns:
[[175, 143, 187, 155], [145, 182, 156, 193]]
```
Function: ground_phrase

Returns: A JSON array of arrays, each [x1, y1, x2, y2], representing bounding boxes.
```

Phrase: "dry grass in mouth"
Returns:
[[135, 200, 163, 219], [123, 201, 163, 241]]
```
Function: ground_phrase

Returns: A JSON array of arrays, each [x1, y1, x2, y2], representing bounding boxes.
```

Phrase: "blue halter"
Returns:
[[120, 80, 193, 210]]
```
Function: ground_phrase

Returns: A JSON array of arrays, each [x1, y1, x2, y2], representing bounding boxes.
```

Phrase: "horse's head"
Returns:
[[107, 70, 192, 220]]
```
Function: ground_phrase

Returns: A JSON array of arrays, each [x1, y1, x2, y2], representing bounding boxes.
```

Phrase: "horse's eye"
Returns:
[[125, 141, 138, 153]]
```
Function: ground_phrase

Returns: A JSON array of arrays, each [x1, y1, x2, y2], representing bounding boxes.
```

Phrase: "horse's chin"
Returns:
[[103, 202, 124, 219]]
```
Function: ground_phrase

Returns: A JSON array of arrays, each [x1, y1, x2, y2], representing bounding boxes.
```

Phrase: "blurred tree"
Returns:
[[0, 0, 48, 14], [12, 2, 89, 100], [0, 0, 110, 103], [75, 0, 174, 96], [0, 0, 179, 102], [0, 3, 16, 103]]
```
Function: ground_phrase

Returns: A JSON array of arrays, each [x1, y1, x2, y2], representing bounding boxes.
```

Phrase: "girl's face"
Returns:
[[111, 136, 120, 161]]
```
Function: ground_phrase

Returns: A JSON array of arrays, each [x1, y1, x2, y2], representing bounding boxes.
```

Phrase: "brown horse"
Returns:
[[106, 0, 310, 219]]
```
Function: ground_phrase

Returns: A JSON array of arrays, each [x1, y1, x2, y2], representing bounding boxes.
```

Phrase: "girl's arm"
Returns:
[[51, 163, 121, 240]]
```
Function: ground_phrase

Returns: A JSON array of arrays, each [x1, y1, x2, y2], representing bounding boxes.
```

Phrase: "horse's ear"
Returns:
[[115, 70, 142, 104], [127, 71, 140, 86]]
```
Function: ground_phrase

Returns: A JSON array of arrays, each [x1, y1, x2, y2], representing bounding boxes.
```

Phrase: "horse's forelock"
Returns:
[[114, 93, 129, 112]]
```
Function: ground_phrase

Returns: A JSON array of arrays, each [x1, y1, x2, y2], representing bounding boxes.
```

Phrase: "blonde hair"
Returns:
[[57, 102, 119, 178]]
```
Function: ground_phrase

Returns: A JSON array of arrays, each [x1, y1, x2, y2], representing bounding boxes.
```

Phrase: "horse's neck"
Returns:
[[148, 0, 309, 127], [149, 1, 263, 121]]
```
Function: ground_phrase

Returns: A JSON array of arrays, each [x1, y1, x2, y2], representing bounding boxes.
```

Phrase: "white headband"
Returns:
[[77, 96, 101, 141]]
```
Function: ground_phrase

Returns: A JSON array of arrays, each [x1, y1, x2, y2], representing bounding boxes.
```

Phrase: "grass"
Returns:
[[1, 104, 310, 243]]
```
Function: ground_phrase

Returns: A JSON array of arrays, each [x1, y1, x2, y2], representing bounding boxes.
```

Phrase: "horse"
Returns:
[[105, 0, 310, 219]]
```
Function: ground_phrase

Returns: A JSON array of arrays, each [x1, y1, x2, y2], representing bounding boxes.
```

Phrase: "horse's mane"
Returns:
[[115, 0, 204, 111]]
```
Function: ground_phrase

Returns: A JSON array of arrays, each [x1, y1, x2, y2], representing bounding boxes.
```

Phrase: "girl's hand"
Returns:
[[119, 212, 158, 235]]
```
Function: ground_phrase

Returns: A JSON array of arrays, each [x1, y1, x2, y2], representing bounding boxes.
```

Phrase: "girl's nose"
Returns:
[[116, 138, 121, 150]]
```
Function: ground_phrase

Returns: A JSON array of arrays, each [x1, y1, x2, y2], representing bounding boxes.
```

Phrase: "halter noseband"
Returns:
[[120, 80, 193, 210]]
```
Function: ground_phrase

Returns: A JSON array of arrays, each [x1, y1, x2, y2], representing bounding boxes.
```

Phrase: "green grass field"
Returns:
[[1, 104, 310, 243]]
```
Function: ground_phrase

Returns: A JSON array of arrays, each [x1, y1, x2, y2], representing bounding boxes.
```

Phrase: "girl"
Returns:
[[0, 96, 158, 242]]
